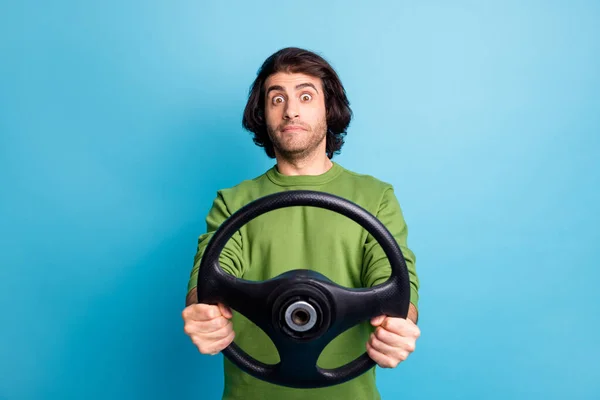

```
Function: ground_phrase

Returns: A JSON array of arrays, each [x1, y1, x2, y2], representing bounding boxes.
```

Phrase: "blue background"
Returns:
[[1, 1, 599, 399]]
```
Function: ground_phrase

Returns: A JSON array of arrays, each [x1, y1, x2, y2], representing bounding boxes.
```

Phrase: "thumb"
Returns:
[[218, 303, 233, 319], [370, 315, 386, 326]]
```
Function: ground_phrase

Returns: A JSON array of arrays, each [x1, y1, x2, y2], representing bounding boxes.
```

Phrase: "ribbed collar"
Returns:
[[266, 162, 344, 187]]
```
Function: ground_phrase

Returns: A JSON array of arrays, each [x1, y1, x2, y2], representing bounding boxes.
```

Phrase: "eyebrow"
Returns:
[[266, 83, 319, 96]]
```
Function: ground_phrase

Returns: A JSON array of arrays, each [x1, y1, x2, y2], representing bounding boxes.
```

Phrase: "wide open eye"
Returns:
[[300, 93, 312, 102], [272, 95, 285, 105]]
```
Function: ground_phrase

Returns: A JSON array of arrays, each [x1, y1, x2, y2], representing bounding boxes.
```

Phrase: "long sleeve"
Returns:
[[361, 186, 420, 311], [186, 191, 246, 296]]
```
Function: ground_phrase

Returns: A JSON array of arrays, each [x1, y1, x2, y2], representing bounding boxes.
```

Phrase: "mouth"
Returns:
[[281, 125, 307, 133]]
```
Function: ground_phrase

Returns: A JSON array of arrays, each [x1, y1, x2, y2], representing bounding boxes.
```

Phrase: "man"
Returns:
[[182, 47, 421, 399]]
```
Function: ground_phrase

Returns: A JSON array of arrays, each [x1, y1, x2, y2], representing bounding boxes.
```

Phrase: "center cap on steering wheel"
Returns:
[[285, 301, 316, 332], [270, 282, 333, 341]]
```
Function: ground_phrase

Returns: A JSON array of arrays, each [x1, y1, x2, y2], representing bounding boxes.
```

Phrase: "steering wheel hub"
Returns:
[[270, 281, 332, 341], [285, 301, 316, 331]]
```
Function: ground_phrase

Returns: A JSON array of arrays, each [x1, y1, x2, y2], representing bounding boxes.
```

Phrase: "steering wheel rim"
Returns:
[[196, 190, 411, 388]]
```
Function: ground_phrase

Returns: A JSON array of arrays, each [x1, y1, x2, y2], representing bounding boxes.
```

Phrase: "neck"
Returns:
[[275, 151, 333, 176]]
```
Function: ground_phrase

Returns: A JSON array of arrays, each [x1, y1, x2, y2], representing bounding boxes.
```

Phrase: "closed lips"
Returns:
[[282, 125, 306, 131]]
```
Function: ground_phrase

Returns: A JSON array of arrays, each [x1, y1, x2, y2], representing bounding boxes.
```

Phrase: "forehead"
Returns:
[[264, 72, 322, 91]]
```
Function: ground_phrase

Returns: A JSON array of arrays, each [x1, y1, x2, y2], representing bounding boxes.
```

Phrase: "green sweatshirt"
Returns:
[[187, 161, 419, 400]]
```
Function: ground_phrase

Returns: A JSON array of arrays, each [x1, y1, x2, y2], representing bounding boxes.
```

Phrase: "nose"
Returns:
[[284, 98, 299, 120]]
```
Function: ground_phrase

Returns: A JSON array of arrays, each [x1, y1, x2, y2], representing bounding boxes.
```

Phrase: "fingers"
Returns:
[[189, 320, 233, 343], [372, 324, 417, 355], [184, 314, 231, 334], [370, 332, 411, 360], [218, 303, 233, 319], [184, 317, 235, 355], [370, 315, 386, 326], [366, 340, 399, 369], [199, 320, 233, 340], [182, 303, 234, 322], [182, 302, 236, 355], [382, 317, 421, 338], [367, 333, 411, 368], [208, 330, 235, 355], [182, 303, 220, 321], [373, 326, 405, 347], [194, 328, 236, 355], [366, 320, 419, 369], [370, 316, 421, 339]]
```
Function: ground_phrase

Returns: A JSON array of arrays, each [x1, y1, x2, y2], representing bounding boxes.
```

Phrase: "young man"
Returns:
[[182, 47, 421, 399]]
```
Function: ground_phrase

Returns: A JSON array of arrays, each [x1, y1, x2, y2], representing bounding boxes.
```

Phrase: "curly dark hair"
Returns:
[[242, 47, 353, 159]]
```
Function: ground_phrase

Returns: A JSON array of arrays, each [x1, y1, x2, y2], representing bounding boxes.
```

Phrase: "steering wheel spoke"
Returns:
[[274, 337, 327, 385], [197, 261, 280, 334], [329, 278, 409, 335]]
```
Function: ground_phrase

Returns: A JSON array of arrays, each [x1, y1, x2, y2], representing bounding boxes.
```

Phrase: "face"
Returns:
[[264, 72, 327, 160]]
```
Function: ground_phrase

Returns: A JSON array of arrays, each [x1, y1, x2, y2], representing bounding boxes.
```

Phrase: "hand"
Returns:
[[366, 315, 421, 368], [182, 303, 235, 355]]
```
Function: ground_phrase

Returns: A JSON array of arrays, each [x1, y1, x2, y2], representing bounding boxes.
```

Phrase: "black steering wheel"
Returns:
[[196, 190, 410, 389]]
